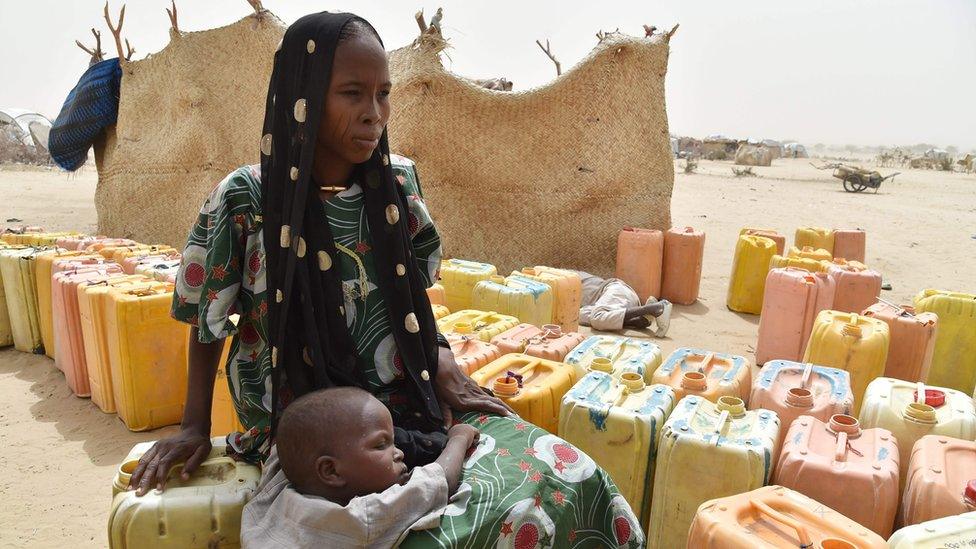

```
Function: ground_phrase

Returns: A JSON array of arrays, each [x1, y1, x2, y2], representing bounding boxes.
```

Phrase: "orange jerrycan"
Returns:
[[727, 234, 778, 314], [56, 235, 101, 251], [795, 226, 834, 255], [558, 371, 676, 529], [740, 227, 786, 255], [563, 334, 663, 382], [84, 238, 137, 253], [469, 353, 580, 433], [490, 323, 585, 362], [862, 302, 937, 383], [687, 485, 887, 548], [647, 395, 780, 549], [105, 284, 189, 431], [445, 326, 502, 375], [651, 347, 751, 404], [858, 377, 976, 488], [889, 511, 976, 549], [832, 228, 866, 263], [803, 310, 890, 414], [661, 227, 705, 305], [78, 275, 153, 413], [901, 435, 976, 526], [615, 227, 664, 302], [425, 282, 446, 306], [108, 437, 261, 548], [52, 267, 124, 396], [750, 361, 854, 448], [34, 250, 101, 358], [827, 261, 882, 314], [913, 289, 976, 396], [439, 259, 497, 312], [471, 274, 554, 327], [437, 309, 519, 342], [789, 246, 833, 262], [756, 268, 835, 364], [774, 414, 900, 537], [515, 266, 582, 331]]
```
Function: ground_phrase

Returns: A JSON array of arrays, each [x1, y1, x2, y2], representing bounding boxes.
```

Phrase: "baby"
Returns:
[[241, 387, 479, 548]]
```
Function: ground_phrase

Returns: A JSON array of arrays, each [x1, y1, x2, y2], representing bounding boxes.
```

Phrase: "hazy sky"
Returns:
[[2, 0, 974, 149]]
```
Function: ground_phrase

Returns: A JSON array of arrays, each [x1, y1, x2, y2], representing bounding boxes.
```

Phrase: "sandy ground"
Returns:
[[1, 158, 974, 547]]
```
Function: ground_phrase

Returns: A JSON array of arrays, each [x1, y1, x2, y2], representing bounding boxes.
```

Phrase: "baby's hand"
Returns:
[[448, 423, 480, 448]]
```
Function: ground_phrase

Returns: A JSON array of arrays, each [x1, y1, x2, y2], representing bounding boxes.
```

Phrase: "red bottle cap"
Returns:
[[965, 480, 976, 504], [913, 388, 946, 408]]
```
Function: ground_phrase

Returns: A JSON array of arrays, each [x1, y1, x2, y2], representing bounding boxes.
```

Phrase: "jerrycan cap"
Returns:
[[492, 373, 521, 397], [620, 372, 645, 392], [541, 324, 562, 338], [490, 275, 505, 284], [903, 402, 938, 423], [589, 357, 614, 373], [786, 387, 814, 408], [453, 322, 473, 334], [716, 396, 746, 417], [965, 480, 976, 505], [680, 371, 708, 391], [913, 388, 946, 408], [827, 414, 862, 437]]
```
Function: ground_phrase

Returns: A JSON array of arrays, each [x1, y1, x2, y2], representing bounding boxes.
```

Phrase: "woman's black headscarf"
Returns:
[[260, 12, 442, 433]]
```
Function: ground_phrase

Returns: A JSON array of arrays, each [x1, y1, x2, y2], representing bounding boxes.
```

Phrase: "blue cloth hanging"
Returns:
[[48, 58, 123, 172]]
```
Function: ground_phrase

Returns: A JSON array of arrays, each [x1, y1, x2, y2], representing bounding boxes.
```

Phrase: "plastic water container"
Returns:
[[439, 259, 497, 312], [827, 260, 882, 314], [471, 274, 554, 327], [563, 334, 663, 382], [108, 437, 261, 548], [0, 247, 55, 353], [425, 282, 446, 306], [647, 395, 780, 549], [469, 353, 580, 433], [514, 266, 583, 331], [858, 377, 976, 489], [558, 371, 676, 529], [660, 227, 705, 305], [913, 289, 976, 396], [445, 326, 502, 375], [889, 511, 976, 548], [795, 226, 834, 255], [651, 347, 751, 404], [756, 268, 835, 364], [774, 414, 900, 537], [900, 435, 976, 526], [615, 227, 664, 302], [862, 302, 938, 383], [688, 485, 887, 548], [832, 228, 866, 263], [490, 323, 585, 362], [803, 310, 890, 415], [740, 227, 786, 255], [727, 234, 778, 314], [436, 309, 519, 343]]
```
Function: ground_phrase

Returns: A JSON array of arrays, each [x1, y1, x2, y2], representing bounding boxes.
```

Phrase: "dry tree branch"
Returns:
[[535, 39, 561, 76], [124, 38, 135, 61], [596, 28, 620, 43], [414, 10, 427, 33], [245, 0, 264, 15], [103, 2, 127, 60], [666, 24, 680, 39], [643, 24, 657, 37], [166, 0, 179, 33], [415, 7, 443, 37], [75, 28, 105, 65]]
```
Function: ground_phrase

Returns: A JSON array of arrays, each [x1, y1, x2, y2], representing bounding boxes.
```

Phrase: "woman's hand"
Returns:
[[434, 346, 514, 427], [128, 428, 212, 496]]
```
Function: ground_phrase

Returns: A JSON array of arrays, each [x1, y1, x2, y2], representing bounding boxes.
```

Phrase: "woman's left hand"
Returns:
[[434, 346, 514, 427]]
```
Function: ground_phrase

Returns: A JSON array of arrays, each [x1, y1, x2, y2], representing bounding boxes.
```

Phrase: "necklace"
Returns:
[[319, 185, 348, 193]]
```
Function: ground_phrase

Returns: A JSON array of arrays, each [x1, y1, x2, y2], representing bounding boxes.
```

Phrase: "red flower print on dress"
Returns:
[[211, 264, 227, 281], [568, 530, 577, 542], [500, 522, 513, 537], [477, 414, 489, 425], [552, 443, 579, 464], [552, 491, 566, 506], [614, 516, 632, 545], [206, 289, 219, 302], [240, 324, 260, 345], [529, 471, 542, 483], [524, 447, 538, 457], [514, 422, 526, 431], [408, 212, 420, 236], [513, 523, 539, 549], [533, 494, 543, 508], [184, 263, 205, 287], [355, 241, 371, 254], [518, 460, 531, 472], [497, 448, 510, 457], [248, 250, 262, 274]]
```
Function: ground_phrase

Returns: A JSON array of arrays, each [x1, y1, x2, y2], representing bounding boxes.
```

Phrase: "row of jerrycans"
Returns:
[[437, 259, 582, 331], [615, 226, 706, 305]]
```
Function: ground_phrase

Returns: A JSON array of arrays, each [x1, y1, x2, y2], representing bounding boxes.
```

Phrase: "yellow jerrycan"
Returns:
[[647, 395, 780, 549], [514, 266, 583, 332], [0, 247, 55, 353], [104, 284, 189, 431], [558, 371, 676, 530], [795, 226, 835, 255], [108, 437, 261, 548], [651, 347, 751, 404], [803, 310, 890, 415], [563, 334, 662, 382], [211, 338, 244, 437], [471, 274, 554, 327], [888, 511, 976, 549], [727, 234, 778, 314], [913, 289, 976, 396], [470, 353, 580, 433], [439, 258, 497, 312], [0, 243, 23, 347], [437, 309, 519, 342]]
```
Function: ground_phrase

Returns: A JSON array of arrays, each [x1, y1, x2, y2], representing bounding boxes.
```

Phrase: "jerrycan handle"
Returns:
[[712, 410, 730, 444], [800, 363, 814, 389], [696, 352, 716, 373], [915, 382, 926, 404], [834, 431, 849, 463], [749, 500, 813, 548]]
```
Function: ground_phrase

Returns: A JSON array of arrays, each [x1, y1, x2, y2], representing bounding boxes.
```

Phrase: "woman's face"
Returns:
[[317, 33, 391, 166]]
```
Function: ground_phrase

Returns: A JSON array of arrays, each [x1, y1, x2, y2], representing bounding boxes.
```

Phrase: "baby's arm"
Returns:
[[435, 424, 480, 494]]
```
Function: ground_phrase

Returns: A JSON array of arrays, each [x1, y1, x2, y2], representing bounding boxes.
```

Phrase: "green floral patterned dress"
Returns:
[[172, 156, 642, 548]]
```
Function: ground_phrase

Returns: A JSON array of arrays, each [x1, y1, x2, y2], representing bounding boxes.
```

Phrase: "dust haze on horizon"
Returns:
[[2, 0, 974, 152]]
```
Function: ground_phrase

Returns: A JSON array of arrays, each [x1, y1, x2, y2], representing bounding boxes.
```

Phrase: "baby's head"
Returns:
[[276, 386, 407, 503]]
